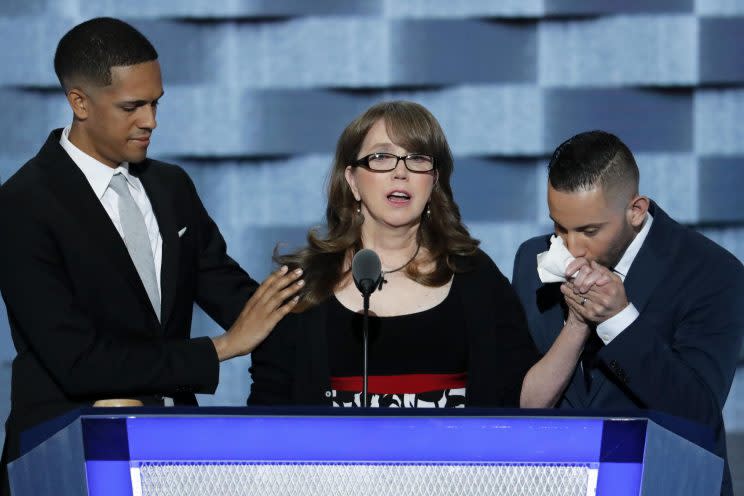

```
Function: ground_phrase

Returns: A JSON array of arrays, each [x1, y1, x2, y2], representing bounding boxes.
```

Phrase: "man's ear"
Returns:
[[65, 86, 90, 121], [627, 194, 650, 229], [344, 166, 361, 202]]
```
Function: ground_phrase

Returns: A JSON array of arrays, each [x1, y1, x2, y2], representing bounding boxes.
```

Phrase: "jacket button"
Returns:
[[324, 391, 332, 398], [616, 368, 629, 382], [609, 360, 618, 370]]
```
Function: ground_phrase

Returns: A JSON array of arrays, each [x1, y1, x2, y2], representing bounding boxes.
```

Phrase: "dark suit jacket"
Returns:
[[0, 130, 257, 471], [512, 202, 744, 496], [248, 249, 540, 408]]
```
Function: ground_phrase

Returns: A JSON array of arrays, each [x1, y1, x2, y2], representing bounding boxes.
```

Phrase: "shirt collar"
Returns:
[[613, 212, 654, 280], [59, 126, 136, 199]]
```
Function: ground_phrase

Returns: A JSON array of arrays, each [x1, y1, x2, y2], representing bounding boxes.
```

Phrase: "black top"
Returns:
[[327, 289, 467, 408], [249, 249, 541, 409]]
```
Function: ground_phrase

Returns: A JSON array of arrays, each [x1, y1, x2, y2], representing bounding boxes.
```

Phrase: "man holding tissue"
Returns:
[[512, 130, 744, 495]]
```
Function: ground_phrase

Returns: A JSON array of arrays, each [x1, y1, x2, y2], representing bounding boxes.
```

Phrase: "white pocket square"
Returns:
[[178, 227, 188, 238]]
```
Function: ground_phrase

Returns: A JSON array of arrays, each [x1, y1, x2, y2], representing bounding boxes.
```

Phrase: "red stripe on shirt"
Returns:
[[331, 373, 467, 394]]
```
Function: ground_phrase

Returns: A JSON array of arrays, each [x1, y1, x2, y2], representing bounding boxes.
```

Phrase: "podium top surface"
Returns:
[[19, 406, 717, 464]]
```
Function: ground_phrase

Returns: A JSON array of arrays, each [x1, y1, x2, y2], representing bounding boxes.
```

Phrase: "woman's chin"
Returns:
[[376, 216, 422, 231]]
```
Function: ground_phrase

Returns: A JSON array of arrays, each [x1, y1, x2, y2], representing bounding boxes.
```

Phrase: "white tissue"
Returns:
[[536, 235, 577, 283]]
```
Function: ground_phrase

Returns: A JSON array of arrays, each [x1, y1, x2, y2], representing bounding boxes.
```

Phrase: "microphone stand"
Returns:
[[359, 274, 382, 408], [362, 291, 370, 408]]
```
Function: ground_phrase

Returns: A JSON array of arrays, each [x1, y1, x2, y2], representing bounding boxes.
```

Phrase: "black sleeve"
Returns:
[[464, 251, 541, 407], [247, 312, 297, 405]]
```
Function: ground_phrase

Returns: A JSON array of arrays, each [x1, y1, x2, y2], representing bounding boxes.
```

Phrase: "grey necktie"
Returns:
[[108, 173, 161, 321]]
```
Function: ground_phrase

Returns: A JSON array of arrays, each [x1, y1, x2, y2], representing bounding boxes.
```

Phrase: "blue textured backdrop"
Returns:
[[1, 1, 743, 490]]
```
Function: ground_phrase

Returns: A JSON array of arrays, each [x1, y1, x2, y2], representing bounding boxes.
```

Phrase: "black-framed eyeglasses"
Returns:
[[351, 152, 435, 173]]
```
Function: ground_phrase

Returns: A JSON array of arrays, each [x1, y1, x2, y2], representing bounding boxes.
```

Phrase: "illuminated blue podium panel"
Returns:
[[9, 408, 722, 495]]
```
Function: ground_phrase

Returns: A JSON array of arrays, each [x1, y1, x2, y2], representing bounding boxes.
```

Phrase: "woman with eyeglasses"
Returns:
[[248, 101, 584, 408]]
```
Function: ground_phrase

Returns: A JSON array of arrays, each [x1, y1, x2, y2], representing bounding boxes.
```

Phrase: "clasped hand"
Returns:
[[560, 259, 628, 324]]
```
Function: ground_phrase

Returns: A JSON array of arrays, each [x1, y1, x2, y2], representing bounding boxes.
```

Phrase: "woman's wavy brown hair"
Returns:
[[276, 100, 480, 310]]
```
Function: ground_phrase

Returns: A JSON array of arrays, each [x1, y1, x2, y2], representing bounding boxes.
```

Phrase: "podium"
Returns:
[[9, 408, 723, 495]]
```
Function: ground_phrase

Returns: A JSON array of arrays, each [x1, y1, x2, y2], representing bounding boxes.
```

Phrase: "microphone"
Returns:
[[351, 249, 382, 408], [352, 249, 382, 297]]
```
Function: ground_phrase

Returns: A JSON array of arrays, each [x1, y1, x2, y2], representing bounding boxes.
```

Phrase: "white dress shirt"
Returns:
[[60, 126, 163, 298], [595, 213, 654, 344]]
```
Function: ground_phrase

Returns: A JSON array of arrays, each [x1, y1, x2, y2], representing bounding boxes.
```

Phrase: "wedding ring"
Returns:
[[580, 297, 587, 306]]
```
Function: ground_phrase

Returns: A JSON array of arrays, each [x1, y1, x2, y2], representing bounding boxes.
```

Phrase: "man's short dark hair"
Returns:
[[54, 17, 158, 91], [548, 130, 639, 194]]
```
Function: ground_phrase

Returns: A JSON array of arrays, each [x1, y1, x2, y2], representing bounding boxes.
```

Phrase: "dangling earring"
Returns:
[[357, 201, 361, 214], [426, 203, 431, 218]]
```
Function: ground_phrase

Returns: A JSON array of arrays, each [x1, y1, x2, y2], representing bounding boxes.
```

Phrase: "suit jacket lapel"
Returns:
[[585, 202, 678, 405], [40, 132, 157, 321], [134, 163, 180, 329], [622, 202, 678, 314]]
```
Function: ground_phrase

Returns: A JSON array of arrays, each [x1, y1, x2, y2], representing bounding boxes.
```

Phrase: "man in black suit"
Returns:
[[0, 17, 303, 494], [512, 131, 744, 495]]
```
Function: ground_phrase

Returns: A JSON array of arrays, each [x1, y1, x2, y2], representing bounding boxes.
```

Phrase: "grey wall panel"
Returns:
[[539, 15, 697, 86], [391, 20, 536, 85], [80, 0, 381, 19], [695, 89, 744, 156], [382, 0, 543, 18], [180, 156, 330, 229], [0, 18, 71, 87], [201, 19, 536, 89], [132, 20, 218, 86], [637, 153, 699, 224], [0, 90, 69, 154], [393, 86, 545, 156], [696, 0, 744, 15], [231, 18, 394, 89], [238, 91, 372, 154], [0, 0, 59, 17], [146, 86, 252, 156], [219, 225, 313, 285], [698, 157, 744, 223], [535, 161, 552, 224], [149, 88, 370, 156], [545, 88, 693, 152], [699, 17, 744, 84], [546, 0, 694, 15], [452, 158, 538, 222]]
